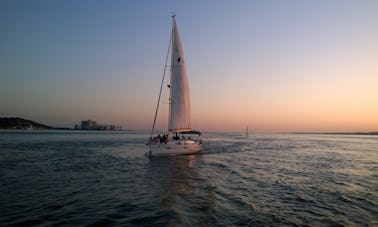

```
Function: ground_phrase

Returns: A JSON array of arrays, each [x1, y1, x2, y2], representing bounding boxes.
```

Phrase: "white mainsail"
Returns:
[[168, 16, 191, 132]]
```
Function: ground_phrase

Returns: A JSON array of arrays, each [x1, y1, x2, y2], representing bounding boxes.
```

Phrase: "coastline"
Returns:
[[292, 132, 378, 136]]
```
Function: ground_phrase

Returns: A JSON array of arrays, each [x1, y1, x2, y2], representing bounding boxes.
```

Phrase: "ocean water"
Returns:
[[0, 130, 377, 226]]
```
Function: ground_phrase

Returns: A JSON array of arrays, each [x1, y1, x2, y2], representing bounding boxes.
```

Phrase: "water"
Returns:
[[1, 130, 377, 226]]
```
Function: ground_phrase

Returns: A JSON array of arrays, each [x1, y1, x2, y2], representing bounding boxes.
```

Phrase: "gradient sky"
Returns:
[[1, 0, 377, 132]]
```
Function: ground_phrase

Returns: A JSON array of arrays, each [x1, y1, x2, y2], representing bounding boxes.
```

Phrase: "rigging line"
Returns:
[[150, 28, 172, 138]]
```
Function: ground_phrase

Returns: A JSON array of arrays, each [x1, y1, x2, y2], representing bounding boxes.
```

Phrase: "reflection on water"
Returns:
[[145, 155, 214, 226]]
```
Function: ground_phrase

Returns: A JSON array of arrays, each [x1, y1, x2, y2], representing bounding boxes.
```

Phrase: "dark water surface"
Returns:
[[1, 130, 377, 226]]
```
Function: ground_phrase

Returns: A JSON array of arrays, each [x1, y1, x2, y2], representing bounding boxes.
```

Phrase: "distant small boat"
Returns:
[[246, 126, 249, 136], [147, 15, 202, 156]]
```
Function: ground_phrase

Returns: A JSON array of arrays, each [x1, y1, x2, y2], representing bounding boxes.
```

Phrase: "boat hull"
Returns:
[[148, 142, 202, 156]]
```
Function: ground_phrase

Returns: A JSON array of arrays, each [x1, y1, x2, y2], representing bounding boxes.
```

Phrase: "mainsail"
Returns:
[[168, 16, 191, 132]]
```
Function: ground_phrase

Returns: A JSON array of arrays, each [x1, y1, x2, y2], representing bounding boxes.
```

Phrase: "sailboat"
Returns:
[[147, 15, 202, 156]]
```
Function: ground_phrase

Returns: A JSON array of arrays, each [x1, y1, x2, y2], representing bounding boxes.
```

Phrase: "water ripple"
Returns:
[[0, 131, 377, 226]]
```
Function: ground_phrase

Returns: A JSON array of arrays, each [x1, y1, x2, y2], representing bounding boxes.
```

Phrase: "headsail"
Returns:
[[169, 16, 191, 132]]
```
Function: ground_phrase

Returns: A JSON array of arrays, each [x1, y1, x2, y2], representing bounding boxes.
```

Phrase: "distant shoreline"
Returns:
[[292, 132, 378, 136], [1, 118, 377, 135], [0, 117, 121, 131], [0, 117, 54, 130]]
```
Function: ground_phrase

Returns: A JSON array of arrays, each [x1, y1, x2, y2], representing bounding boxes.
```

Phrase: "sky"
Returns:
[[1, 0, 377, 132]]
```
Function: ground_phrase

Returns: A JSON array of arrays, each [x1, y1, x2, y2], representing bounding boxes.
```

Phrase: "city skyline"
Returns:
[[1, 1, 377, 132]]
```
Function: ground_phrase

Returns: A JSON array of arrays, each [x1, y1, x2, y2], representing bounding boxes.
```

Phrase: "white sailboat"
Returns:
[[147, 15, 202, 156]]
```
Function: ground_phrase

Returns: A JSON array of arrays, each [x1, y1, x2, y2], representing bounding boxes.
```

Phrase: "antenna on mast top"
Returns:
[[171, 12, 176, 18]]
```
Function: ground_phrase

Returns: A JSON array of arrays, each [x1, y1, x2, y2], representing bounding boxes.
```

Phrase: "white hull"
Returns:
[[148, 141, 202, 156]]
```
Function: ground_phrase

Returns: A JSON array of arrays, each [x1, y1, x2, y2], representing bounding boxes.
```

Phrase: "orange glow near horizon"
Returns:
[[189, 68, 378, 132]]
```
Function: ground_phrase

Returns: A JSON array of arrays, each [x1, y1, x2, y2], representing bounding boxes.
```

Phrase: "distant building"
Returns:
[[75, 119, 122, 131], [81, 120, 98, 130]]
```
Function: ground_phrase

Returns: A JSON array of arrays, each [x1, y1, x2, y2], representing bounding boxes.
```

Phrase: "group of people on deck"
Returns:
[[148, 133, 190, 144], [149, 134, 169, 144]]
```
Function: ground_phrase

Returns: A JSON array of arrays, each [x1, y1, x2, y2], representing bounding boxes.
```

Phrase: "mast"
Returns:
[[167, 15, 174, 132]]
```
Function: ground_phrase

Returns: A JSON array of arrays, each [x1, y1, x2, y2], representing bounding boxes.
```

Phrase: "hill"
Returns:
[[0, 117, 53, 130]]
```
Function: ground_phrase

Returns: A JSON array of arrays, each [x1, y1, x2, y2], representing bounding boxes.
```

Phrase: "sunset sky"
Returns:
[[1, 0, 377, 132]]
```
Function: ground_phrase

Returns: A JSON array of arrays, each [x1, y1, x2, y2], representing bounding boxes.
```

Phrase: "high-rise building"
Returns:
[[81, 120, 98, 130]]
